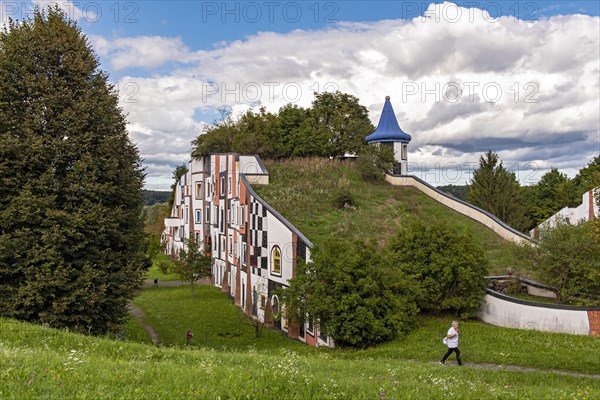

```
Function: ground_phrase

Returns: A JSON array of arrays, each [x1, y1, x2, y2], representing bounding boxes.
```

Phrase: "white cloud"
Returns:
[[90, 35, 196, 71], [89, 2, 598, 188]]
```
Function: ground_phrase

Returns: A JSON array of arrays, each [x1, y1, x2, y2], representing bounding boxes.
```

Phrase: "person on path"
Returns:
[[440, 320, 463, 366], [186, 329, 193, 348]]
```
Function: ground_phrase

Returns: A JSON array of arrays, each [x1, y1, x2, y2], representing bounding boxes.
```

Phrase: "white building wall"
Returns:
[[265, 214, 294, 285], [532, 189, 599, 236]]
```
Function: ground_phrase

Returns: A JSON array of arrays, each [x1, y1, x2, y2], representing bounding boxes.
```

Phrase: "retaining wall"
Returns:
[[478, 289, 600, 336], [385, 174, 533, 244]]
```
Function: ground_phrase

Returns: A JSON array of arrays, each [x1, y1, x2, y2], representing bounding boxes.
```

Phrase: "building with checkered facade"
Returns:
[[163, 154, 330, 347]]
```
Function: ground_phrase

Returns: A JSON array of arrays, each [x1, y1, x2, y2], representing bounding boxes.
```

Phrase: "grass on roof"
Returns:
[[254, 158, 523, 276]]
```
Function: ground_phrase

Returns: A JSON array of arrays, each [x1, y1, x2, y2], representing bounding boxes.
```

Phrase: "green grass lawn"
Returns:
[[145, 253, 181, 282], [132, 285, 600, 376], [121, 315, 154, 345], [254, 158, 525, 276], [132, 285, 307, 352], [2, 316, 599, 399]]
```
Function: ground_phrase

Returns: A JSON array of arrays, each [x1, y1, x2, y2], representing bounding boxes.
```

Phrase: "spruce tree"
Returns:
[[467, 150, 529, 232], [0, 7, 147, 334]]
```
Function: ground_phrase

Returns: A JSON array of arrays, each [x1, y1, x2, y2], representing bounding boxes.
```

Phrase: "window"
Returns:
[[402, 144, 407, 160], [271, 245, 281, 275], [220, 176, 225, 194], [228, 235, 233, 256], [307, 316, 314, 335], [259, 294, 266, 310], [195, 182, 203, 199], [205, 206, 210, 223], [195, 210, 201, 224], [242, 243, 247, 264], [228, 177, 232, 194], [184, 206, 189, 223], [221, 236, 226, 256], [220, 209, 225, 232], [240, 206, 245, 228], [241, 281, 245, 307], [195, 232, 200, 244]]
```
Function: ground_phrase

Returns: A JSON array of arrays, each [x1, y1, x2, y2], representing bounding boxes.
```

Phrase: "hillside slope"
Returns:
[[254, 158, 519, 275]]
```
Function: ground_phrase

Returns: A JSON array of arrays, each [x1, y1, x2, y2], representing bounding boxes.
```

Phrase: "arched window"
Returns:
[[271, 245, 281, 275]]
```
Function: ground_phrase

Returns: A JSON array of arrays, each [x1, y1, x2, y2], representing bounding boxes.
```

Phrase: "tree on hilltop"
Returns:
[[467, 150, 529, 232]]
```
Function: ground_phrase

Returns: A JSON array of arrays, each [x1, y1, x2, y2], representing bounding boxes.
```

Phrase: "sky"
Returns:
[[2, 1, 599, 190]]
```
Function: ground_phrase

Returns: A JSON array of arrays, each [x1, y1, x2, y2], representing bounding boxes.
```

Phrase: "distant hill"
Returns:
[[143, 190, 170, 206], [437, 184, 468, 201]]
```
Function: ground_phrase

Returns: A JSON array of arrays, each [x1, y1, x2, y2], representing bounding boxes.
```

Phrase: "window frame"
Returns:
[[271, 245, 282, 276]]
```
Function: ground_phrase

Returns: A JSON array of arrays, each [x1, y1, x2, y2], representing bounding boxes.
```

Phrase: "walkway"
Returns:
[[141, 278, 211, 289], [127, 303, 160, 345], [436, 361, 600, 380]]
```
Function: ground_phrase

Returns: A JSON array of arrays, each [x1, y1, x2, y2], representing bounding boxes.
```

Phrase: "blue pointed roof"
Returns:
[[365, 96, 411, 144]]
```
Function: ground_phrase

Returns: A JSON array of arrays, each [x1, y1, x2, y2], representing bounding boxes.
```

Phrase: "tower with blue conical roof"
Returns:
[[365, 96, 411, 175]]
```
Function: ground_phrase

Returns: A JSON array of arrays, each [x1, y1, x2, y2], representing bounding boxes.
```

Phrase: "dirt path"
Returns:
[[435, 361, 600, 380], [141, 278, 211, 289], [128, 304, 160, 345]]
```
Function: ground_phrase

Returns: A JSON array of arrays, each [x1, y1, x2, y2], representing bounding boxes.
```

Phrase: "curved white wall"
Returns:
[[479, 294, 591, 335]]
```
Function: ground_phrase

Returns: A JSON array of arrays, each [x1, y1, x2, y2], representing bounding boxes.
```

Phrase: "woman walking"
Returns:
[[440, 320, 463, 366]]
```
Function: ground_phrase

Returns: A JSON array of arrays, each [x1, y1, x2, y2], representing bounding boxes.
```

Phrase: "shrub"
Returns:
[[333, 189, 356, 209], [281, 240, 417, 348], [389, 220, 488, 318], [356, 145, 395, 182], [515, 218, 600, 303]]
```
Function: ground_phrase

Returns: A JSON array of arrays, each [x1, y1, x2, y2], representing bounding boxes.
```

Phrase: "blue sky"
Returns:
[[3, 1, 599, 189]]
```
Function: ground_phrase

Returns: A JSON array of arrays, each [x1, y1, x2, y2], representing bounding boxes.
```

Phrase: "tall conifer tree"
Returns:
[[0, 7, 147, 333], [467, 151, 529, 232]]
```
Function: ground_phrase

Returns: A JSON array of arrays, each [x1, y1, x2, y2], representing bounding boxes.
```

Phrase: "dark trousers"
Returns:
[[441, 347, 462, 365]]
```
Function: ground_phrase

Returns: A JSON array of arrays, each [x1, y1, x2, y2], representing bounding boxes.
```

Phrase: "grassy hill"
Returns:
[[2, 285, 599, 399], [254, 158, 521, 275]]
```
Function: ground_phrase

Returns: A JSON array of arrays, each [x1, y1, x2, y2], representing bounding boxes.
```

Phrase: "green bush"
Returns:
[[515, 218, 600, 303], [146, 232, 162, 259], [389, 221, 488, 317], [356, 144, 395, 182], [332, 189, 356, 209], [281, 240, 417, 348]]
